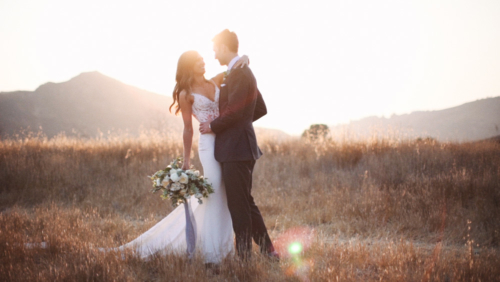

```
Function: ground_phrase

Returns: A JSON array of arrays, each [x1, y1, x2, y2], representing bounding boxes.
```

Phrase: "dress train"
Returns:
[[104, 133, 234, 263]]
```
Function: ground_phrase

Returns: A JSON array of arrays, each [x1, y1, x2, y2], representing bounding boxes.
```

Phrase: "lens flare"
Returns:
[[288, 242, 303, 255], [276, 227, 316, 281], [274, 226, 315, 259]]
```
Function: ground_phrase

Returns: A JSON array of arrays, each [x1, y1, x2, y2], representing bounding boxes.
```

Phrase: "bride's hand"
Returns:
[[233, 55, 249, 68], [181, 163, 190, 170]]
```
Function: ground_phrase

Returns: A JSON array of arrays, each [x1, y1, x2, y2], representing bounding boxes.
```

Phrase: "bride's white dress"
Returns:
[[108, 82, 234, 263]]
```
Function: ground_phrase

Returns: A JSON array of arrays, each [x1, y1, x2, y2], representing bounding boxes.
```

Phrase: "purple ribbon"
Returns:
[[184, 199, 197, 260]]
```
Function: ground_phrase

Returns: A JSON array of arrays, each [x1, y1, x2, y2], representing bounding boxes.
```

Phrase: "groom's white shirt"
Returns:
[[227, 55, 240, 72]]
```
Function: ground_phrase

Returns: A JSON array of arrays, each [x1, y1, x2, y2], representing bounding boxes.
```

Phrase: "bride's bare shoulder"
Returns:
[[179, 89, 194, 104]]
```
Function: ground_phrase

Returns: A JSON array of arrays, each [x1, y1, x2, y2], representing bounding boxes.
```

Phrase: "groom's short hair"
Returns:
[[212, 29, 239, 53]]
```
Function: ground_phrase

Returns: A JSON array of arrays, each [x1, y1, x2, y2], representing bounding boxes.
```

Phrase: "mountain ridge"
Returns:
[[329, 96, 500, 141], [1, 72, 498, 141], [0, 72, 291, 141], [0, 71, 182, 138]]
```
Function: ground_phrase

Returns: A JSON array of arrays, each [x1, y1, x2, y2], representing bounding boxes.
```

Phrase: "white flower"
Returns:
[[161, 177, 170, 187], [195, 193, 203, 199], [171, 182, 182, 191], [194, 170, 200, 177], [170, 173, 180, 182], [170, 169, 177, 175], [179, 173, 189, 184], [156, 179, 161, 186], [186, 170, 193, 175]]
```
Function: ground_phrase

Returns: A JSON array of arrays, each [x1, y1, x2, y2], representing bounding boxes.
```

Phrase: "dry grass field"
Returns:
[[1, 132, 499, 281]]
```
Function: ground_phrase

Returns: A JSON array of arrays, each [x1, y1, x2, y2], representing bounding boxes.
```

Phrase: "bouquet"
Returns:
[[150, 157, 214, 207]]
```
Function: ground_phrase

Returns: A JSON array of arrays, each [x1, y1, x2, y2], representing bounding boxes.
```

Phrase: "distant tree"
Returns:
[[302, 124, 330, 141]]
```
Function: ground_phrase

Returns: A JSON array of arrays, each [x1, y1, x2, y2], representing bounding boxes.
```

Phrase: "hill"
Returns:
[[329, 97, 500, 141], [0, 72, 182, 138], [0, 72, 292, 140]]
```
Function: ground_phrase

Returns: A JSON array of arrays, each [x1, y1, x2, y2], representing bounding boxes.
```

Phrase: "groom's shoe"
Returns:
[[266, 251, 280, 262]]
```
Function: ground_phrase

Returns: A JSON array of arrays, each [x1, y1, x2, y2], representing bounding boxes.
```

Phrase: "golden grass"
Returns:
[[1, 133, 499, 281]]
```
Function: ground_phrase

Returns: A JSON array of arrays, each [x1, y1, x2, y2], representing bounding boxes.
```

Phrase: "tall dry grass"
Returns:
[[1, 132, 499, 281]]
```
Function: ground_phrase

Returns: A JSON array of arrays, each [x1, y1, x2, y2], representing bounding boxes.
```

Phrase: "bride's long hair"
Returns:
[[170, 50, 203, 115]]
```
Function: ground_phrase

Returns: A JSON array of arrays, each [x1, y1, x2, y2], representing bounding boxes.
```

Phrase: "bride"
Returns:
[[106, 51, 249, 264]]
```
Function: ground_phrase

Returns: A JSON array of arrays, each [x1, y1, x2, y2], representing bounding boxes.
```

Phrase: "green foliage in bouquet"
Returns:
[[150, 157, 214, 207]]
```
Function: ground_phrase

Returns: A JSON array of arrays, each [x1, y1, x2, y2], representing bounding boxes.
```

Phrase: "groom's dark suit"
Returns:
[[210, 65, 274, 258]]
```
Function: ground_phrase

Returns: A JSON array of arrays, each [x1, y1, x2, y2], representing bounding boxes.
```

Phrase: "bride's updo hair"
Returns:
[[170, 50, 200, 115]]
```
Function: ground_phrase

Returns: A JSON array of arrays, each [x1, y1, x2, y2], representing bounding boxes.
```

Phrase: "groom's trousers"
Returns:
[[221, 160, 275, 259]]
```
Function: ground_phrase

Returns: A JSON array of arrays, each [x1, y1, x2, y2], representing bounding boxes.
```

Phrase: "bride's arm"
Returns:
[[210, 55, 250, 87], [179, 90, 194, 170], [233, 55, 249, 69], [211, 73, 225, 88]]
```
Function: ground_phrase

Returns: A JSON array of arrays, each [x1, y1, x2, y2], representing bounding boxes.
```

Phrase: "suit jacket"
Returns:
[[210, 65, 267, 162]]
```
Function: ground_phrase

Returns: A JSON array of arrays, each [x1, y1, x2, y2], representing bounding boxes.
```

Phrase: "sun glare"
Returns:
[[288, 242, 303, 255], [1, 0, 500, 135]]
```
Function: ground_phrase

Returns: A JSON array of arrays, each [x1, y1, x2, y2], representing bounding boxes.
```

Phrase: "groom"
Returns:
[[199, 29, 277, 260]]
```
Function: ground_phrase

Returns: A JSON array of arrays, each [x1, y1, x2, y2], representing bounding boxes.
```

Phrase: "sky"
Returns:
[[1, 0, 500, 135]]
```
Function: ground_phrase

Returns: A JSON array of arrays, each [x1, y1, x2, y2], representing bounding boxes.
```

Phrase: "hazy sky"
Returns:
[[1, 0, 499, 135]]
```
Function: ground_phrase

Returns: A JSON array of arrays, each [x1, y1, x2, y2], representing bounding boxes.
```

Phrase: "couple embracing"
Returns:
[[116, 30, 278, 265]]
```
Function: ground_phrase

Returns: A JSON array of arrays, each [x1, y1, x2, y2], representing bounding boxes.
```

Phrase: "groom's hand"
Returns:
[[199, 121, 213, 134]]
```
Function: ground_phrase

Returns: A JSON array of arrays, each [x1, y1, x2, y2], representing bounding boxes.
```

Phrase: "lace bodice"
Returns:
[[191, 82, 220, 123]]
